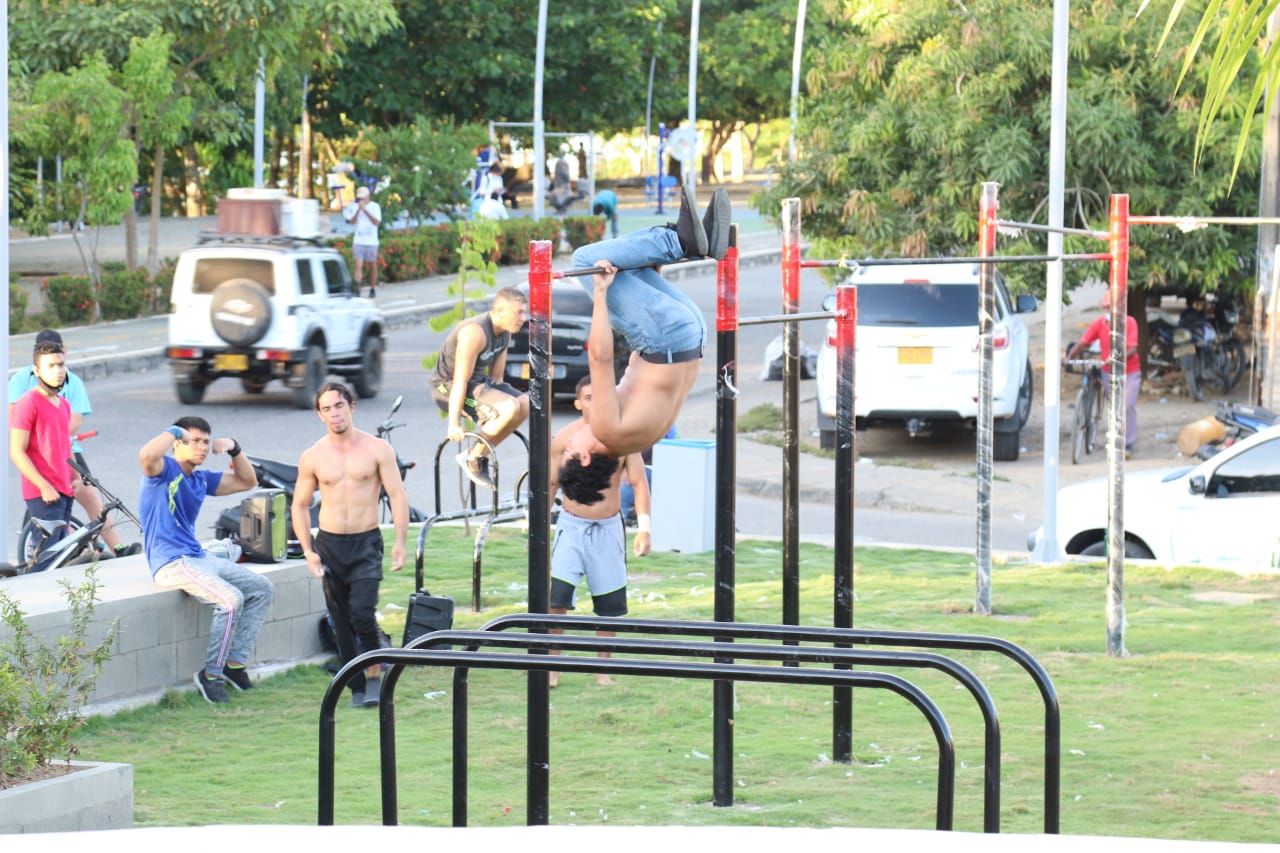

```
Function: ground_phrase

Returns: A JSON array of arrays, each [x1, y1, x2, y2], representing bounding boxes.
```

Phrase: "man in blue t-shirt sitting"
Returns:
[[138, 416, 274, 704]]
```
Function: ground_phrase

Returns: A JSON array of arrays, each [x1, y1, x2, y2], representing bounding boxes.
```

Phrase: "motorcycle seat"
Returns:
[[251, 456, 300, 483]]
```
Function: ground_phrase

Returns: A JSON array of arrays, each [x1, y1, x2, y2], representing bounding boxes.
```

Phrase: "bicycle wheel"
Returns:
[[1071, 385, 1088, 465], [41, 524, 103, 572], [17, 515, 87, 564], [1217, 339, 1246, 393], [1085, 378, 1103, 454]]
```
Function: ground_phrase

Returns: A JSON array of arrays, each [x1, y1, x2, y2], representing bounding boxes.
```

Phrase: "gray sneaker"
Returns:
[[673, 185, 708, 258], [194, 670, 230, 704], [350, 690, 365, 707], [703, 188, 732, 260], [361, 676, 382, 707]]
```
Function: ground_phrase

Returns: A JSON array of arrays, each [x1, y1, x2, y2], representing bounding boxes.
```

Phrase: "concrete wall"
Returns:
[[0, 556, 328, 709]]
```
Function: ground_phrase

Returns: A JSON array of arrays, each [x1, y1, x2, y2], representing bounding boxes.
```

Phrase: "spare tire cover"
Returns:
[[210, 279, 272, 346]]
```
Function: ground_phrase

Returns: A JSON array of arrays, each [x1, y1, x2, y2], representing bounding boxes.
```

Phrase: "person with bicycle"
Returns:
[[138, 416, 274, 704], [9, 339, 77, 572], [291, 382, 409, 708], [7, 329, 139, 558], [430, 287, 530, 489], [1063, 289, 1141, 456]]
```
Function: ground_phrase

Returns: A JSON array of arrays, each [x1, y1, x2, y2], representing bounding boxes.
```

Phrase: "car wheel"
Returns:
[[993, 425, 1021, 462], [1016, 361, 1033, 427], [209, 279, 273, 346], [351, 335, 384, 399], [176, 377, 207, 404], [1080, 539, 1155, 559], [294, 344, 327, 410], [240, 376, 269, 394]]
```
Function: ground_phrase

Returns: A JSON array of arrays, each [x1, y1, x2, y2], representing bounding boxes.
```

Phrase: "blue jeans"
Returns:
[[571, 228, 706, 359], [153, 554, 274, 675]]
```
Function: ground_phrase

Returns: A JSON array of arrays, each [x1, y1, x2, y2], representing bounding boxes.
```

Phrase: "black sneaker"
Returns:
[[361, 677, 382, 707], [673, 185, 708, 258], [115, 542, 143, 557], [220, 665, 254, 691], [703, 188, 731, 260], [457, 451, 495, 490], [194, 670, 230, 704]]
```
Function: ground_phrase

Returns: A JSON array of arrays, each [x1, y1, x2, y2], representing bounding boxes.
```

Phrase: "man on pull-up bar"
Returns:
[[562, 186, 729, 461]]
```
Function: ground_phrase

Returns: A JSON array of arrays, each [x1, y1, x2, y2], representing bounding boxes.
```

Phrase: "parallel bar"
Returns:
[[552, 255, 710, 278], [1129, 214, 1280, 226], [738, 310, 836, 326], [482, 612, 1061, 834], [799, 253, 1108, 268], [994, 219, 1109, 239], [321, 645, 957, 832]]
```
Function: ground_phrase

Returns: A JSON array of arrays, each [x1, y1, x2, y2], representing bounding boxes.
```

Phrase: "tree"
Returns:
[[1154, 0, 1280, 186], [17, 54, 136, 310], [364, 118, 489, 221], [757, 0, 1262, 305], [311, 0, 678, 137]]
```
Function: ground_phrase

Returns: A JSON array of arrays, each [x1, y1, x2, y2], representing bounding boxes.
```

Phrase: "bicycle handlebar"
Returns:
[[75, 430, 98, 440]]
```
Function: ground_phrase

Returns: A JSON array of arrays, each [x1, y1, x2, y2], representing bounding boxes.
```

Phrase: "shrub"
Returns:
[[97, 266, 149, 321], [376, 225, 461, 282], [149, 261, 177, 314], [563, 215, 607, 251], [0, 567, 117, 782], [497, 217, 563, 265], [9, 274, 28, 333], [42, 274, 95, 325]]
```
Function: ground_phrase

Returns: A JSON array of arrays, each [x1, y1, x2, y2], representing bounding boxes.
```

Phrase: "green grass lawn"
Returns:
[[76, 525, 1280, 840]]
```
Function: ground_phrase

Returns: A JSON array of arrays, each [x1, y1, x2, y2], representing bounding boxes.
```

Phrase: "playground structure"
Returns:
[[319, 203, 1068, 834]]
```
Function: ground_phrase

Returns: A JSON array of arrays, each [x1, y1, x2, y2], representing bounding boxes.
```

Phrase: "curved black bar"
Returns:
[[480, 613, 1059, 833], [318, 646, 956, 831], [470, 508, 528, 611], [413, 630, 999, 832]]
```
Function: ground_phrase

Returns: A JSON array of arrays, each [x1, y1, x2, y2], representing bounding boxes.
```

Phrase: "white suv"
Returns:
[[166, 240, 387, 408], [815, 262, 1038, 461]]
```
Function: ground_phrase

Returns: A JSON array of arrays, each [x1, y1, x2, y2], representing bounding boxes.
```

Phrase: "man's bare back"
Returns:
[[551, 419, 630, 519]]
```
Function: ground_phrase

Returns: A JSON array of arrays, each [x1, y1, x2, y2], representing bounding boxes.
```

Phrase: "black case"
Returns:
[[403, 557, 454, 646], [238, 489, 287, 563]]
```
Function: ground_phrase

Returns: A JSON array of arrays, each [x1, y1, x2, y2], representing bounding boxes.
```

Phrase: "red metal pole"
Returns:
[[1105, 195, 1129, 658]]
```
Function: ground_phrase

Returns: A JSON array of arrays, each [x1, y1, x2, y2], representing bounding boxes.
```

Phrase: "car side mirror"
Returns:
[[821, 292, 837, 312], [1189, 474, 1206, 495], [1015, 294, 1038, 314]]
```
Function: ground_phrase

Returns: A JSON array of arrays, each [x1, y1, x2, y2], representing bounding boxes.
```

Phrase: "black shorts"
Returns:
[[314, 528, 384, 583], [433, 378, 524, 426]]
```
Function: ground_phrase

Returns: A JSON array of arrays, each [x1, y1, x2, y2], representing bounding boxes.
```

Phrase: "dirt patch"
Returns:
[[0, 761, 79, 790], [1189, 591, 1279, 605]]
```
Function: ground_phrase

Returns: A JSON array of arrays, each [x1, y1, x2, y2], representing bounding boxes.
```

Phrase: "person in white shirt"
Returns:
[[343, 186, 382, 298], [473, 162, 508, 220]]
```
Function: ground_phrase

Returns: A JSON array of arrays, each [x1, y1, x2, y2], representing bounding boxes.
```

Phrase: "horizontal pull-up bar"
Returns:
[[552, 257, 712, 279], [995, 220, 1109, 240], [1129, 214, 1280, 230], [739, 310, 840, 327], [800, 253, 1110, 270]]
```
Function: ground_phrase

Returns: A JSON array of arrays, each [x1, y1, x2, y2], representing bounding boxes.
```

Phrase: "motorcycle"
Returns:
[[214, 395, 425, 556], [1190, 400, 1280, 460], [1147, 292, 1247, 401]]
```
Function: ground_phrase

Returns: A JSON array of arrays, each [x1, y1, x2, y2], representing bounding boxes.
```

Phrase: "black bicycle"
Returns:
[[1065, 358, 1104, 465], [2, 458, 142, 578]]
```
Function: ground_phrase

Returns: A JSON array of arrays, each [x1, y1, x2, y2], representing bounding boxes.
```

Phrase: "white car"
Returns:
[[815, 262, 1038, 460], [167, 240, 386, 409], [1028, 424, 1280, 571]]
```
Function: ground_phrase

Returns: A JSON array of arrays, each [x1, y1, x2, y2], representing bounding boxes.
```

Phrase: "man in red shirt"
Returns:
[[9, 339, 75, 569], [1064, 290, 1141, 455]]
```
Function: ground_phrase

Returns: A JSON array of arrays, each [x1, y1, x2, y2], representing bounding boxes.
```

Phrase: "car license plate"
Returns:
[[519, 363, 566, 379], [214, 353, 249, 371], [898, 347, 933, 365], [1173, 344, 1195, 358]]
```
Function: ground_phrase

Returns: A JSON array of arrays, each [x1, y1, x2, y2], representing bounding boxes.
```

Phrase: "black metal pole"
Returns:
[[780, 199, 801, 627], [525, 240, 553, 825], [833, 284, 856, 763], [712, 225, 739, 807]]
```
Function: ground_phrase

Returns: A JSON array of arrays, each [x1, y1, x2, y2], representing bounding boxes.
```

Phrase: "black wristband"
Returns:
[[228, 439, 242, 458]]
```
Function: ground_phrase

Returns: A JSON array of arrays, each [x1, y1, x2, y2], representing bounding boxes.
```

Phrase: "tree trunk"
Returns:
[[182, 143, 203, 217], [123, 205, 138, 271], [146, 143, 165, 275], [701, 120, 739, 184], [299, 76, 312, 199], [272, 126, 286, 189]]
